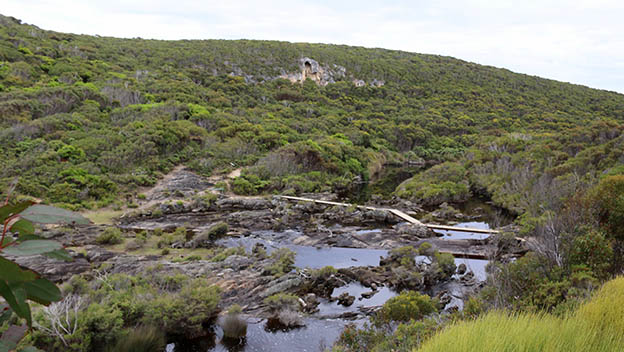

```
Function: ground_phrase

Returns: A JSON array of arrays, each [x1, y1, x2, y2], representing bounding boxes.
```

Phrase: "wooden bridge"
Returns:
[[276, 195, 499, 235]]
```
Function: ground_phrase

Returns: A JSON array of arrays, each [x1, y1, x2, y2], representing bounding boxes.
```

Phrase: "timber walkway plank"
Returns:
[[276, 195, 499, 234]]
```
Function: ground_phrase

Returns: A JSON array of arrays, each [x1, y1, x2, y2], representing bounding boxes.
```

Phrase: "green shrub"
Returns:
[[374, 291, 437, 326], [96, 227, 124, 245], [210, 246, 247, 262], [202, 222, 229, 240], [142, 279, 221, 337], [64, 275, 89, 295], [172, 255, 202, 262], [264, 293, 300, 314], [156, 234, 175, 249], [70, 303, 124, 351], [232, 177, 257, 195], [569, 230, 613, 280], [395, 162, 470, 205], [313, 266, 338, 279], [263, 248, 296, 277]]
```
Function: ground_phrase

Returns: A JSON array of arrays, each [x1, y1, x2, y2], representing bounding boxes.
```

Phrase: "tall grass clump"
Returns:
[[418, 277, 624, 352], [109, 325, 165, 352], [575, 276, 624, 333], [220, 305, 248, 340]]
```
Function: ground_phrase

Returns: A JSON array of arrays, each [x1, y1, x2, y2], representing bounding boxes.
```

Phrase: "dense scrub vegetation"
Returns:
[[1, 14, 623, 211], [27, 271, 220, 352], [3, 12, 624, 351]]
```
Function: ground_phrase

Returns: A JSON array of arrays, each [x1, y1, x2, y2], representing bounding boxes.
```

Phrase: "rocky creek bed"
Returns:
[[18, 170, 525, 351]]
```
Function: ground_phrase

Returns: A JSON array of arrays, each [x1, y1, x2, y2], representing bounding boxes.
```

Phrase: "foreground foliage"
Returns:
[[27, 271, 220, 352], [0, 200, 89, 351], [418, 277, 624, 352]]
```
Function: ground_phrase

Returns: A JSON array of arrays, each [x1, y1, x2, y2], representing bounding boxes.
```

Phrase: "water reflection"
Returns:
[[433, 221, 491, 240], [317, 282, 397, 316]]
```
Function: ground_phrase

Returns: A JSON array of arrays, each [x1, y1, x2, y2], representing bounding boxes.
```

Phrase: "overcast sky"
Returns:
[[4, 1, 624, 93]]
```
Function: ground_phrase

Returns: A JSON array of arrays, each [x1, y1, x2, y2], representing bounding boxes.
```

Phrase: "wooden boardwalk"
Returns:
[[276, 195, 499, 235]]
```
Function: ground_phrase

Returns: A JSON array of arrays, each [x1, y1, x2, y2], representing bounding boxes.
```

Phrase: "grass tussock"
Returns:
[[110, 325, 165, 352], [418, 277, 624, 352]]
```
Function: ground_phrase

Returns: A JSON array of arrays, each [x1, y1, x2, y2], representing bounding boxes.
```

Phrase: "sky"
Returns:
[[4, 1, 624, 93]]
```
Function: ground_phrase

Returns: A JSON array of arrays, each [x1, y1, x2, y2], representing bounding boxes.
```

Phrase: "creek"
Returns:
[[168, 219, 493, 351]]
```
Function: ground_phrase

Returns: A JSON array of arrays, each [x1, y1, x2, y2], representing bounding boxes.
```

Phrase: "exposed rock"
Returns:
[[460, 271, 477, 286], [394, 223, 434, 238], [279, 58, 346, 86], [336, 292, 356, 307], [223, 255, 253, 271], [430, 202, 464, 220], [85, 246, 117, 262], [13, 254, 91, 282], [361, 290, 377, 299], [260, 275, 303, 298], [217, 197, 272, 210], [302, 293, 320, 313], [435, 290, 452, 307], [457, 263, 467, 275]]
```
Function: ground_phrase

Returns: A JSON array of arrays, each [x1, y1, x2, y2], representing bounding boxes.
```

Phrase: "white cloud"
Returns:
[[4, 1, 624, 92]]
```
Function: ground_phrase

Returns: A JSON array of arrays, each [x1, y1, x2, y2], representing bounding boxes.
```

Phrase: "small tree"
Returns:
[[588, 175, 624, 271]]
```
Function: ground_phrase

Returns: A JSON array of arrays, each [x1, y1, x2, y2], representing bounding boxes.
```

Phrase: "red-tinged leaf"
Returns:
[[0, 202, 34, 223], [2, 240, 62, 257], [0, 304, 11, 325], [20, 205, 90, 225], [0, 257, 37, 284], [0, 236, 14, 247]]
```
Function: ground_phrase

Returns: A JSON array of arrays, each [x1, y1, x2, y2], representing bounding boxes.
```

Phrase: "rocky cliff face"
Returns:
[[279, 57, 346, 86]]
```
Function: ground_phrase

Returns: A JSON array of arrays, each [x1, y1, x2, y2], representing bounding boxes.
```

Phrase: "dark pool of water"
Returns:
[[217, 231, 388, 269], [166, 318, 351, 352], [454, 258, 489, 281], [293, 245, 387, 269]]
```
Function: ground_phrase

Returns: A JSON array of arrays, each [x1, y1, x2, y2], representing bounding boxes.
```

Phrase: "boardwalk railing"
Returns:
[[276, 195, 499, 235]]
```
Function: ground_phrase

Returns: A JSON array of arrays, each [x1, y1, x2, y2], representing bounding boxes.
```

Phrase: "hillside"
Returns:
[[1, 13, 623, 211], [3, 13, 624, 352]]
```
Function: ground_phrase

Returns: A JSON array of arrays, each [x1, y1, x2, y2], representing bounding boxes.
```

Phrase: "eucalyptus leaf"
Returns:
[[23, 278, 62, 305], [0, 257, 37, 284], [10, 219, 35, 237], [0, 281, 29, 326], [10, 286, 31, 327], [0, 305, 12, 325], [20, 205, 90, 225], [2, 240, 63, 257]]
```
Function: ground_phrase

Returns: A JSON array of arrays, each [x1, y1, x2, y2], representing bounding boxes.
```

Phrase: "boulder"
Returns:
[[337, 292, 356, 307]]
